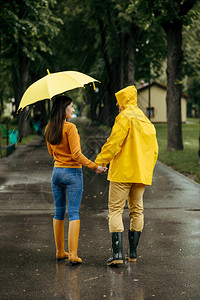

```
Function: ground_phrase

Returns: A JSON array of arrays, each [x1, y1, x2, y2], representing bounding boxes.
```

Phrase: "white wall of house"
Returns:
[[137, 85, 187, 123]]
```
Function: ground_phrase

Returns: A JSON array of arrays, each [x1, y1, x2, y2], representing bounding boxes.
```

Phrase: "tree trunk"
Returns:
[[120, 33, 125, 89], [98, 87, 110, 125], [0, 91, 3, 116], [87, 90, 97, 122], [37, 101, 47, 127], [97, 18, 118, 126], [127, 33, 135, 85], [14, 51, 31, 140], [164, 21, 183, 151]]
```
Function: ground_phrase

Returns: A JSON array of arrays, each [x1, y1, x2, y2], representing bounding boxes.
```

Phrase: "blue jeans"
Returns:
[[51, 167, 83, 221]]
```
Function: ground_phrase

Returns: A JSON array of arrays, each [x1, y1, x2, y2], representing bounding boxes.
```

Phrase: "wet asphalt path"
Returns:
[[0, 118, 200, 300]]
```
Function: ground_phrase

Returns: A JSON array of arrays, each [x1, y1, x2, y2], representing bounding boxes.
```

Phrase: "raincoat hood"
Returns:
[[115, 85, 137, 109]]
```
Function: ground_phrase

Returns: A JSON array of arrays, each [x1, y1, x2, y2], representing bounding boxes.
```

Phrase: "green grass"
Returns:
[[155, 118, 200, 184], [17, 134, 38, 145]]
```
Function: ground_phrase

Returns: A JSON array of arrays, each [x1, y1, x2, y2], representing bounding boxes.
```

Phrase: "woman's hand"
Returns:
[[96, 166, 107, 173]]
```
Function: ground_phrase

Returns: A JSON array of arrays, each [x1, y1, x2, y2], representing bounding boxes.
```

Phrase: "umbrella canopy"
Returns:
[[18, 70, 100, 111]]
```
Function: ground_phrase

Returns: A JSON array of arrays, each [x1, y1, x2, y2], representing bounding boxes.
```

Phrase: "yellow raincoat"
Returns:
[[95, 86, 158, 185]]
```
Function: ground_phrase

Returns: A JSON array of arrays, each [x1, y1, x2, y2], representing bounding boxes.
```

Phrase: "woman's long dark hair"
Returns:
[[45, 95, 72, 145]]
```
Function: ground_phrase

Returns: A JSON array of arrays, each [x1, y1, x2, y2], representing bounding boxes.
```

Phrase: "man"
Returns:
[[95, 85, 158, 266]]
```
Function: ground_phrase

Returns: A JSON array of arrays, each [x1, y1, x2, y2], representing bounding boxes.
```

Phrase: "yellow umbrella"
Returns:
[[18, 70, 100, 111]]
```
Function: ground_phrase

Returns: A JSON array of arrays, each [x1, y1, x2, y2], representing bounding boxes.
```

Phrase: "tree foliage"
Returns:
[[182, 5, 200, 116], [0, 0, 62, 138], [137, 0, 199, 150], [0, 0, 200, 139]]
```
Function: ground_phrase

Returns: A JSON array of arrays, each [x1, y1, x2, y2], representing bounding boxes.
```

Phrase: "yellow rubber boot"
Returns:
[[53, 218, 68, 260], [68, 220, 82, 265]]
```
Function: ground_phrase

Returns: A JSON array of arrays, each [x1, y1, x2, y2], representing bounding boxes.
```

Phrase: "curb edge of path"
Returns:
[[157, 160, 200, 187]]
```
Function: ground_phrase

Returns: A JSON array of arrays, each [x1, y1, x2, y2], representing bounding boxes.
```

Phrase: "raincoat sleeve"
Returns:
[[95, 113, 130, 166], [154, 136, 159, 168], [67, 124, 98, 170]]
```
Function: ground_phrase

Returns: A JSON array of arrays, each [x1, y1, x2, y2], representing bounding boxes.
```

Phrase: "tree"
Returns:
[[183, 7, 200, 117], [0, 0, 62, 139], [47, 0, 166, 127], [50, 0, 107, 122], [90, 0, 166, 125], [139, 0, 199, 150]]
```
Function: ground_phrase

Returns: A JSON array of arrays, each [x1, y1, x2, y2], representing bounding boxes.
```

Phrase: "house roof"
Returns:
[[137, 81, 189, 99]]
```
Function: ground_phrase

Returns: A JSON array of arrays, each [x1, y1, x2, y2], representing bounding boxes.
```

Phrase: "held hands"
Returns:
[[96, 166, 107, 174]]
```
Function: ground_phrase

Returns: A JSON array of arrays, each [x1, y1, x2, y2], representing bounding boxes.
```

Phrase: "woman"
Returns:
[[45, 95, 105, 265]]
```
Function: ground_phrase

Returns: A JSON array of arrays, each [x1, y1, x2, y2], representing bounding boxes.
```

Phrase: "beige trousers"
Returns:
[[108, 181, 145, 233]]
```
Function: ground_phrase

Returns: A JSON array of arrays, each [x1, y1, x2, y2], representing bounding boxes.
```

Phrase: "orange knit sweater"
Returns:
[[46, 121, 97, 170]]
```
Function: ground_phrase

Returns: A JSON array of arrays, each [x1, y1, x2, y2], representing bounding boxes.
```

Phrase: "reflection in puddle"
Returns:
[[108, 264, 144, 300], [0, 185, 6, 191], [127, 263, 144, 300], [54, 261, 81, 300], [108, 267, 123, 299], [54, 262, 144, 300]]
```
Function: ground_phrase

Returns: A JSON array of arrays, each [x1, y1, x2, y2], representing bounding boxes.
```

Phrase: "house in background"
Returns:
[[137, 82, 188, 123]]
